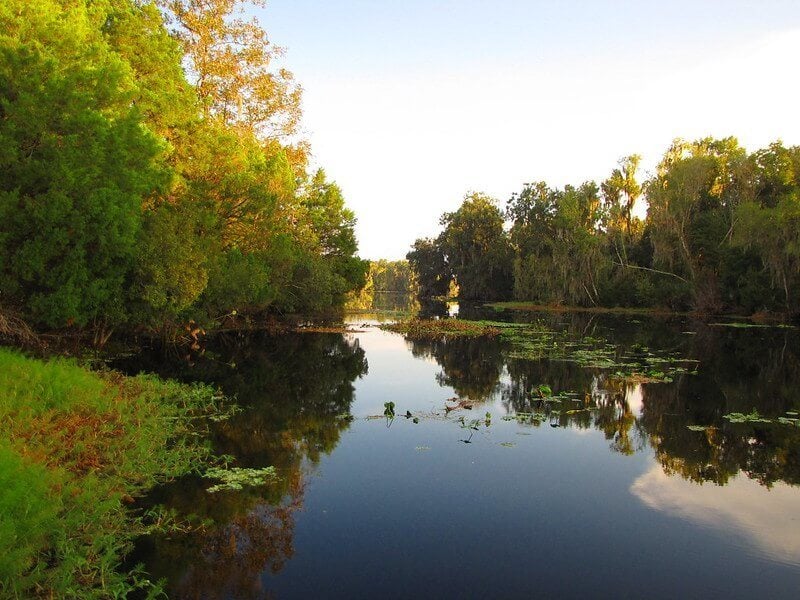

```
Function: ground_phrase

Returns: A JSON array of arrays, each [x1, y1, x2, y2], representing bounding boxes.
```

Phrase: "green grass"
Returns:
[[0, 347, 221, 598]]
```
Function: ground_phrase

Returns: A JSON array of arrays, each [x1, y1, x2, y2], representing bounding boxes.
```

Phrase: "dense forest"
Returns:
[[0, 0, 367, 339], [409, 139, 800, 316]]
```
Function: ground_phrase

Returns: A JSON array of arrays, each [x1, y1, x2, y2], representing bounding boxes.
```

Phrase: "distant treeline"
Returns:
[[346, 260, 415, 310], [0, 0, 366, 338], [408, 138, 800, 315]]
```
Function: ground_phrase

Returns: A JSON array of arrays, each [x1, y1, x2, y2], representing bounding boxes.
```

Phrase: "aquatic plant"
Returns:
[[723, 409, 772, 424], [203, 466, 279, 493], [380, 318, 501, 339]]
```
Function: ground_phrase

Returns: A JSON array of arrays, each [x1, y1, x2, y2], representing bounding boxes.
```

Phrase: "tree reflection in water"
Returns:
[[116, 332, 368, 599], [401, 313, 800, 487]]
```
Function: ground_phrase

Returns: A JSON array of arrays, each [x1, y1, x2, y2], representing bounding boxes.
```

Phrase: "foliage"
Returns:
[[158, 0, 302, 140], [408, 136, 800, 316], [438, 193, 514, 301], [0, 0, 166, 328], [203, 466, 278, 493], [0, 347, 220, 597], [508, 181, 607, 305], [406, 238, 452, 298], [381, 319, 502, 339], [0, 0, 366, 336]]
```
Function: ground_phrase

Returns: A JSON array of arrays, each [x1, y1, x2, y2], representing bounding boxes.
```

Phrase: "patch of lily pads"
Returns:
[[383, 317, 685, 383], [203, 466, 279, 493], [379, 319, 504, 338], [499, 326, 697, 384], [687, 410, 800, 430]]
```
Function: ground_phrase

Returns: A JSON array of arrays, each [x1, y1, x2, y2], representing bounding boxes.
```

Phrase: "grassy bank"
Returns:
[[0, 347, 221, 598], [485, 301, 696, 317], [486, 301, 796, 322]]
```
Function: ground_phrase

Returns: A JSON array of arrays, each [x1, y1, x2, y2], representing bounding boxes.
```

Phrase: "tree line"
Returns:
[[408, 138, 800, 315], [0, 0, 367, 337]]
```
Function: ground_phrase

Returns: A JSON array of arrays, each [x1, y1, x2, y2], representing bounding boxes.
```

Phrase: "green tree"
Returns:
[[407, 238, 451, 299], [732, 142, 800, 311], [438, 193, 513, 301], [645, 137, 746, 311], [0, 0, 166, 328], [507, 182, 606, 305]]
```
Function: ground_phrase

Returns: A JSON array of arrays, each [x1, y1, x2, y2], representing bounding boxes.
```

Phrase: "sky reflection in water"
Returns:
[[119, 310, 800, 599]]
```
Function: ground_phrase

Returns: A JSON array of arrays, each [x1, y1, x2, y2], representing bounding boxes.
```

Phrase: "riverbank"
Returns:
[[485, 301, 796, 322], [0, 347, 222, 598]]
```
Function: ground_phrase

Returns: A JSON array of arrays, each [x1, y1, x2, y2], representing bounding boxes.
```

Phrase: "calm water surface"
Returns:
[[117, 309, 800, 599]]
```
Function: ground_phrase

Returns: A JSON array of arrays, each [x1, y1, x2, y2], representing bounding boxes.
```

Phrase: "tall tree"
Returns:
[[406, 238, 451, 299], [438, 193, 513, 301], [732, 142, 800, 311], [0, 0, 166, 328], [601, 154, 641, 235], [158, 0, 302, 140]]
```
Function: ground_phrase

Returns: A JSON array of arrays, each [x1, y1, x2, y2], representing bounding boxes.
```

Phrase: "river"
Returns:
[[115, 306, 800, 599]]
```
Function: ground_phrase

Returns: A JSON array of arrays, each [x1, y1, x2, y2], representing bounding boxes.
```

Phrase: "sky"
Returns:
[[255, 1, 800, 260]]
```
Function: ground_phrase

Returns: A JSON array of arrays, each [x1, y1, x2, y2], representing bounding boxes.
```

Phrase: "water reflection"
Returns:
[[632, 466, 800, 567], [116, 332, 368, 598], [406, 335, 507, 401], [398, 313, 800, 487], [117, 314, 800, 597]]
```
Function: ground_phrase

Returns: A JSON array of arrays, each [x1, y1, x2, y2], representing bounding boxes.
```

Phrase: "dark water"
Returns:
[[116, 309, 800, 599]]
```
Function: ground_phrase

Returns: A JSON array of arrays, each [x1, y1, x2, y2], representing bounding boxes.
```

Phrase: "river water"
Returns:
[[116, 307, 800, 599]]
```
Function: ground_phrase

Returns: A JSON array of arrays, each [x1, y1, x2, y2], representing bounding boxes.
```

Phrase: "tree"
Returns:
[[507, 182, 606, 305], [158, 0, 302, 140], [645, 137, 747, 311], [0, 0, 166, 328], [438, 193, 513, 301], [407, 238, 451, 299], [601, 154, 642, 235], [732, 142, 800, 311]]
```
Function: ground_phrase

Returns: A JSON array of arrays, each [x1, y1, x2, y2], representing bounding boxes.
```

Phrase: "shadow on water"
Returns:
[[116, 332, 368, 599]]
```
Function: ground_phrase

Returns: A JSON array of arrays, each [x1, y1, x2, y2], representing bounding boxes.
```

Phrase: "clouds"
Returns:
[[632, 465, 800, 567]]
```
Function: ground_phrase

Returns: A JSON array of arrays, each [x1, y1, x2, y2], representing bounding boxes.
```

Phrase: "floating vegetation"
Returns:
[[723, 409, 772, 424], [502, 412, 549, 425], [384, 401, 396, 418], [381, 316, 699, 384], [685, 410, 800, 428], [495, 322, 698, 384], [459, 418, 482, 431], [415, 446, 431, 451], [203, 466, 278, 493], [380, 318, 502, 339], [686, 425, 711, 432], [500, 442, 516, 448]]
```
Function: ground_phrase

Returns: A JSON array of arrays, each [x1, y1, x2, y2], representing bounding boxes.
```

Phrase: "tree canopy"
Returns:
[[0, 0, 366, 333], [407, 137, 800, 316]]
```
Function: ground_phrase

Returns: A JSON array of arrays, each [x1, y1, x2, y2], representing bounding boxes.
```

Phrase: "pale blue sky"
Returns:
[[255, 1, 800, 259]]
